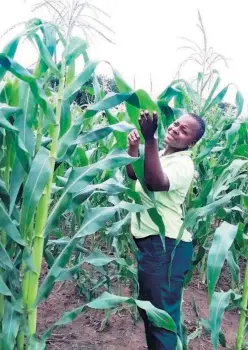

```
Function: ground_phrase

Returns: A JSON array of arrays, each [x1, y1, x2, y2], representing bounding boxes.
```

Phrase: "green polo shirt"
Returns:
[[131, 150, 195, 242]]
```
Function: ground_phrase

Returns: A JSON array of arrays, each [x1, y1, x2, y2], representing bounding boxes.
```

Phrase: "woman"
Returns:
[[126, 111, 205, 350]]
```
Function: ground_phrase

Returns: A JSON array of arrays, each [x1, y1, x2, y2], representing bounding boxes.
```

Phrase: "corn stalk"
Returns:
[[26, 28, 70, 336], [0, 6, 247, 350], [236, 261, 248, 349]]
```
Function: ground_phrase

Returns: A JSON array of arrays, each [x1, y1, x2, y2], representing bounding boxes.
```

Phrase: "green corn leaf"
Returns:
[[28, 336, 46, 350], [66, 151, 137, 195], [84, 92, 135, 118], [170, 190, 242, 281], [18, 81, 38, 128], [14, 110, 35, 155], [118, 201, 144, 212], [29, 80, 55, 124], [0, 241, 14, 270], [201, 84, 229, 116], [0, 112, 18, 132], [0, 54, 35, 82], [65, 36, 87, 65], [57, 115, 83, 160], [58, 251, 128, 281], [41, 291, 177, 343], [14, 134, 31, 172], [1, 77, 19, 106], [64, 60, 100, 100], [238, 122, 248, 144], [57, 93, 139, 160], [196, 131, 222, 160], [226, 122, 240, 148], [235, 90, 244, 117], [0, 275, 12, 296], [59, 100, 71, 138], [0, 55, 55, 124], [22, 246, 37, 273], [0, 179, 10, 210], [89, 292, 176, 332], [200, 75, 221, 115], [33, 33, 60, 76], [132, 156, 166, 247], [74, 122, 134, 145], [42, 303, 86, 339], [189, 189, 242, 226], [193, 178, 214, 208], [112, 70, 142, 131], [226, 250, 240, 286], [113, 69, 132, 93], [128, 90, 161, 138], [157, 101, 175, 130], [83, 89, 159, 139], [105, 110, 128, 149], [209, 291, 233, 349], [158, 85, 180, 103], [36, 206, 119, 306], [0, 37, 20, 80], [168, 79, 200, 106], [25, 18, 57, 56], [73, 178, 128, 204], [0, 202, 24, 245], [0, 103, 20, 117], [136, 89, 160, 112], [233, 145, 248, 159], [66, 61, 75, 85], [93, 73, 101, 102], [106, 213, 131, 237], [25, 17, 43, 32], [232, 222, 248, 259], [45, 149, 138, 236], [207, 222, 238, 301], [208, 159, 248, 202], [71, 146, 88, 167], [20, 147, 51, 237], [41, 21, 57, 56], [147, 207, 166, 249], [9, 159, 24, 215], [1, 301, 21, 350]]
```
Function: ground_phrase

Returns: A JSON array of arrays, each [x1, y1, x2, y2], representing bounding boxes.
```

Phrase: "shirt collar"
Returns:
[[160, 149, 192, 158]]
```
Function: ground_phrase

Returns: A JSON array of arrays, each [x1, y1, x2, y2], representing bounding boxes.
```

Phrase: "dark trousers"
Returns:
[[134, 235, 193, 350]]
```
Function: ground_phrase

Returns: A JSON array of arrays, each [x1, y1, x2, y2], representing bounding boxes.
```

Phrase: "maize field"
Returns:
[[0, 7, 247, 350]]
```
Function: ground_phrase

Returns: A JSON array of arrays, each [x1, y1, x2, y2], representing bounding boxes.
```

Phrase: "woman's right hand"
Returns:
[[128, 129, 140, 148]]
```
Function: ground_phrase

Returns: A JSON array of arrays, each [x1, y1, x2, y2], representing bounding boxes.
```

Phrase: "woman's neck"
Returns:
[[163, 146, 188, 156]]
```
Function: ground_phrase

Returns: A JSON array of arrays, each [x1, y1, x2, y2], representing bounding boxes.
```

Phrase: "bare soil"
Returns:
[[37, 263, 245, 350]]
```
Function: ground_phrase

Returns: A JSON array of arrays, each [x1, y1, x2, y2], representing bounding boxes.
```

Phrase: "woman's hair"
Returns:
[[188, 113, 206, 143]]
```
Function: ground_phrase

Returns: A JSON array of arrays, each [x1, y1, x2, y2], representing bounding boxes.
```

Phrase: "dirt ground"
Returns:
[[37, 264, 244, 350]]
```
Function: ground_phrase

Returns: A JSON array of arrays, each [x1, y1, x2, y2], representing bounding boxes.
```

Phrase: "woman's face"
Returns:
[[164, 114, 199, 149]]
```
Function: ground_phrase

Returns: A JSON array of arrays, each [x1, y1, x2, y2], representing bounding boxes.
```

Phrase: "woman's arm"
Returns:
[[126, 129, 140, 180], [139, 110, 169, 191], [126, 145, 138, 180], [144, 138, 169, 191]]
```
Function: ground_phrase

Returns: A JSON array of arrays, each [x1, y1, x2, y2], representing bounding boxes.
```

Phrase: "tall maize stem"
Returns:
[[24, 29, 71, 340], [27, 193, 48, 334], [236, 261, 248, 350], [35, 110, 44, 154], [0, 133, 12, 321]]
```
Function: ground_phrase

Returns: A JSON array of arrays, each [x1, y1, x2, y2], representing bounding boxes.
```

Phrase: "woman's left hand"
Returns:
[[138, 110, 158, 141]]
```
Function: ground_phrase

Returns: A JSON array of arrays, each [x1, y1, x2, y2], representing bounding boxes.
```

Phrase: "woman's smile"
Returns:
[[164, 132, 177, 143]]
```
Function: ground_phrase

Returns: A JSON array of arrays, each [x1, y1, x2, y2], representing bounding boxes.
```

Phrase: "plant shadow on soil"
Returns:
[[37, 262, 246, 350]]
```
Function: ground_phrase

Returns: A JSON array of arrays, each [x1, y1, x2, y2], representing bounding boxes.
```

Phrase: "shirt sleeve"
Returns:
[[163, 159, 194, 191]]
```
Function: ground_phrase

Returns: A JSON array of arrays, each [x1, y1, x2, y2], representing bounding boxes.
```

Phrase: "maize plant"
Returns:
[[0, 9, 185, 349], [159, 76, 248, 349], [0, 6, 247, 350]]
